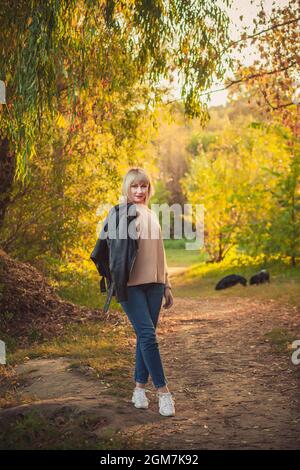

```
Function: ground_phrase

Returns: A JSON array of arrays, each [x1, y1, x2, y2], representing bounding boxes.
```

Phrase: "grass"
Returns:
[[164, 243, 300, 307], [50, 266, 122, 312], [165, 248, 207, 267], [6, 320, 135, 397], [264, 328, 298, 353], [163, 237, 209, 266], [0, 409, 147, 450]]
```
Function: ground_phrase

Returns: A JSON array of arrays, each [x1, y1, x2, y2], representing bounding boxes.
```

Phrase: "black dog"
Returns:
[[215, 274, 247, 290], [249, 269, 270, 285]]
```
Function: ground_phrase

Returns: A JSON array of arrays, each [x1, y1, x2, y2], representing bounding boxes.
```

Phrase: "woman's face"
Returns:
[[129, 180, 149, 204]]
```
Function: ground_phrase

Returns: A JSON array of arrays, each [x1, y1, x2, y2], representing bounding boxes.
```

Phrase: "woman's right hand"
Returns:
[[162, 287, 173, 309]]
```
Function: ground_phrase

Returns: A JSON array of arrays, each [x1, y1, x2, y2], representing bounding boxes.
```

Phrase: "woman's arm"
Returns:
[[163, 247, 172, 289], [165, 270, 172, 289], [163, 249, 173, 308]]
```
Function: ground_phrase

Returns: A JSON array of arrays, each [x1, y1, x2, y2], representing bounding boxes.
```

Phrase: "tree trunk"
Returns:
[[0, 138, 15, 233]]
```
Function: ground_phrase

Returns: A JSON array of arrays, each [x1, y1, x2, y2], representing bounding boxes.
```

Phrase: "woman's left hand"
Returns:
[[162, 287, 173, 309]]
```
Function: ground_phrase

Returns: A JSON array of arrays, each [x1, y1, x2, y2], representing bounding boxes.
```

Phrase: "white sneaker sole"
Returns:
[[132, 397, 149, 409], [159, 409, 175, 416]]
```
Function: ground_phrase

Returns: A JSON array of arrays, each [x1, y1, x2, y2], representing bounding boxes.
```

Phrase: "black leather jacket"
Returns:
[[90, 201, 139, 312]]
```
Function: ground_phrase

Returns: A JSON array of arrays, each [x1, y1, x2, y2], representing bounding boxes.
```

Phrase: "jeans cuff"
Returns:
[[135, 378, 148, 384], [154, 382, 168, 388]]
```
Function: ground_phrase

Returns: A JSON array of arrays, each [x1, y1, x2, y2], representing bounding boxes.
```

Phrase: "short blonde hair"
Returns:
[[121, 168, 153, 205]]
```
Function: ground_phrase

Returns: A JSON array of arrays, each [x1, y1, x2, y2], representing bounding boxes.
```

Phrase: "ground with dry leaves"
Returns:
[[1, 294, 300, 449]]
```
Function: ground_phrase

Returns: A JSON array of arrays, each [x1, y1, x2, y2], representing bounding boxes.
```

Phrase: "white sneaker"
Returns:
[[132, 387, 149, 409], [158, 391, 175, 417]]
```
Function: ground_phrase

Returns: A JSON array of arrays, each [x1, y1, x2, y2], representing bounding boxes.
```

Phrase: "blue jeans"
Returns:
[[120, 282, 168, 388]]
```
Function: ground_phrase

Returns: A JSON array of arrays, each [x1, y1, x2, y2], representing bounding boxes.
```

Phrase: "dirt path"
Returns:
[[1, 296, 300, 449]]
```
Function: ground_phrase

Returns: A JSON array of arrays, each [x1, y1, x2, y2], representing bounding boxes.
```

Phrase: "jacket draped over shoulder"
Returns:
[[90, 202, 138, 310]]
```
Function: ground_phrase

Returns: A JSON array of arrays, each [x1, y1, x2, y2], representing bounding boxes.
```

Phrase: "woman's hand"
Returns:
[[162, 287, 173, 309]]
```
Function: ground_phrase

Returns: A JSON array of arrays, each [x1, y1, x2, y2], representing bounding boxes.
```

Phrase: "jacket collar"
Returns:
[[113, 201, 137, 220]]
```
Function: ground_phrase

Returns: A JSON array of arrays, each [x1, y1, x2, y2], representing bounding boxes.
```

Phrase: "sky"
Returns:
[[164, 0, 290, 108]]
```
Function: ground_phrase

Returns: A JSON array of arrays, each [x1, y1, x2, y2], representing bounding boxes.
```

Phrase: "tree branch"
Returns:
[[227, 16, 300, 49], [164, 62, 297, 105]]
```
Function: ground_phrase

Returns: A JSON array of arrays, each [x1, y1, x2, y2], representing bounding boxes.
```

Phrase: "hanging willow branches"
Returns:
[[0, 0, 232, 180]]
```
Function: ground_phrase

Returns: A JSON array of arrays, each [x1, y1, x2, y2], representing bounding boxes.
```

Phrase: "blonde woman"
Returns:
[[119, 168, 175, 417]]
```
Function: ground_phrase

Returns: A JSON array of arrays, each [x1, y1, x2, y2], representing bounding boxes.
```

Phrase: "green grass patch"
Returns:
[[164, 238, 208, 267], [165, 248, 300, 307], [264, 328, 298, 353], [49, 264, 122, 312], [0, 409, 146, 450]]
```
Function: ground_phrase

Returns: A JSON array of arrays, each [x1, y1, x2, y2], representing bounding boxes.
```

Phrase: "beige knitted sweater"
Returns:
[[127, 203, 171, 288]]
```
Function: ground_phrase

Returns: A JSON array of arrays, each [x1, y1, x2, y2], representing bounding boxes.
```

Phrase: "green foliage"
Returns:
[[49, 261, 122, 311], [266, 147, 300, 265], [0, 310, 14, 324], [181, 104, 299, 265], [0, 330, 17, 353], [187, 132, 217, 155], [0, 0, 231, 181], [1, 83, 160, 267], [149, 180, 172, 205]]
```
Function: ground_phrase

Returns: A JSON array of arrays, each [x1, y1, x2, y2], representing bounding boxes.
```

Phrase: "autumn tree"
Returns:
[[181, 108, 293, 262], [0, 0, 232, 234], [226, 0, 300, 265]]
